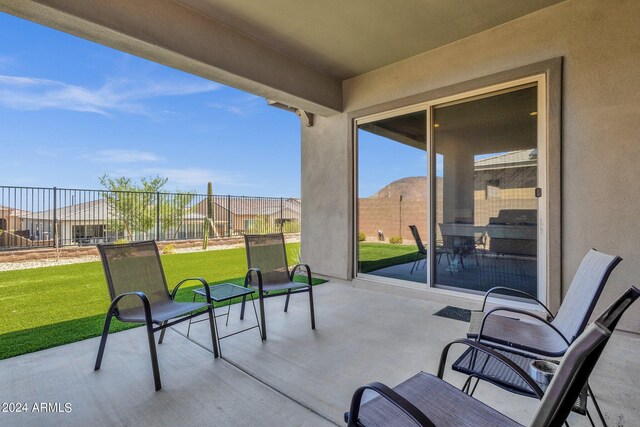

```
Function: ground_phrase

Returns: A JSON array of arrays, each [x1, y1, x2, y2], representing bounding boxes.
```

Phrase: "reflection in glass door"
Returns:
[[357, 111, 428, 284], [433, 86, 539, 296]]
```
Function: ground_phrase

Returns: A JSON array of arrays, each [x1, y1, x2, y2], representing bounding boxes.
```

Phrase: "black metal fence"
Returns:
[[0, 186, 301, 250]]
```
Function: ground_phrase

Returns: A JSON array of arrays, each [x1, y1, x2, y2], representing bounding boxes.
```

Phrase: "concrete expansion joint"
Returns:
[[166, 325, 338, 426]]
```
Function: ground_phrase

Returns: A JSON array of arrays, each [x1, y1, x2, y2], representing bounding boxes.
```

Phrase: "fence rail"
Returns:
[[0, 186, 301, 250]]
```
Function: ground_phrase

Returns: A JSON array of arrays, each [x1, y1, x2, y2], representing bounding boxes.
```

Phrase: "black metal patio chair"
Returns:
[[241, 233, 315, 341], [468, 248, 622, 357], [346, 286, 639, 427], [95, 241, 218, 391], [408, 225, 428, 274]]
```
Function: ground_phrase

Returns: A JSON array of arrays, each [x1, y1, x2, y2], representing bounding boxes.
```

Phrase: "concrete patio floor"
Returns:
[[1, 281, 639, 426]]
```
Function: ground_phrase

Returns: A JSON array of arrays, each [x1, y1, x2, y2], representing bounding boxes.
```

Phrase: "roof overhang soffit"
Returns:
[[0, 0, 343, 116]]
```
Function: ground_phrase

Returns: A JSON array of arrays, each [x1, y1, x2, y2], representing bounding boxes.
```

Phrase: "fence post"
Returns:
[[52, 187, 58, 253], [156, 192, 160, 241], [227, 195, 231, 237], [280, 197, 284, 233]]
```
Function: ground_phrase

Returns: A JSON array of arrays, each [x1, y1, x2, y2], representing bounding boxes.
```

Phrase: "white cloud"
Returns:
[[89, 149, 165, 163], [207, 94, 263, 116], [0, 74, 221, 116]]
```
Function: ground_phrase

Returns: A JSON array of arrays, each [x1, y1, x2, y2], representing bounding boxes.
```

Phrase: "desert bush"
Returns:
[[247, 215, 271, 234], [282, 221, 301, 233], [358, 232, 366, 242], [162, 243, 176, 254], [389, 236, 403, 244]]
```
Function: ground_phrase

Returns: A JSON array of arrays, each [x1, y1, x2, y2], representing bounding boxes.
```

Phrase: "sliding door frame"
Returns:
[[350, 58, 562, 311]]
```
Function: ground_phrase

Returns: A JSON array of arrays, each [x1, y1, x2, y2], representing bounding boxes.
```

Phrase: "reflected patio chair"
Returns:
[[346, 286, 639, 427], [95, 241, 217, 391], [241, 233, 315, 340], [408, 225, 428, 274], [467, 248, 622, 357]]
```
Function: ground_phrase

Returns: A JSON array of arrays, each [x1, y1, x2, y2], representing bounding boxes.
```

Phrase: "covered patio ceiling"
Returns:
[[0, 0, 565, 115]]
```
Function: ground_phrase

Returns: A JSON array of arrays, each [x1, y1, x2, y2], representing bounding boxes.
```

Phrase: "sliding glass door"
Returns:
[[355, 77, 547, 300], [432, 85, 540, 296]]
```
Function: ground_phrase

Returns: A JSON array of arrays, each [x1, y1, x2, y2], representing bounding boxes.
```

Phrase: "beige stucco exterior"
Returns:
[[301, 0, 640, 332]]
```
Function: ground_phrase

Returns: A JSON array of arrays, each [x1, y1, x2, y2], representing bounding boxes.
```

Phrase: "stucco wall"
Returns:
[[301, 114, 351, 279], [302, 0, 640, 332]]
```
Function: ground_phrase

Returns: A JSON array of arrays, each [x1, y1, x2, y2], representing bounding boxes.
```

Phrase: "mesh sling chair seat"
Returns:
[[95, 241, 218, 391], [467, 249, 622, 357], [241, 233, 315, 341], [346, 286, 639, 427]]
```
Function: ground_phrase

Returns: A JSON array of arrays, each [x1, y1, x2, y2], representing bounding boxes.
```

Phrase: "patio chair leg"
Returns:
[[284, 290, 291, 312], [446, 253, 453, 275], [145, 321, 162, 391], [469, 377, 481, 397], [240, 295, 247, 320], [461, 376, 472, 394], [251, 298, 264, 342], [259, 295, 267, 341], [207, 305, 219, 358], [158, 321, 168, 344], [308, 286, 316, 330], [94, 312, 113, 371], [186, 292, 197, 337], [410, 252, 419, 274]]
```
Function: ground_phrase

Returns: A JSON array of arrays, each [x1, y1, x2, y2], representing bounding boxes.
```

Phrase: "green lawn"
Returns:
[[358, 242, 421, 273], [0, 243, 324, 360]]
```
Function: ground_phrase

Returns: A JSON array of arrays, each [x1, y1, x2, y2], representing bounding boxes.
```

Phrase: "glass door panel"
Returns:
[[433, 86, 539, 296], [357, 110, 428, 284]]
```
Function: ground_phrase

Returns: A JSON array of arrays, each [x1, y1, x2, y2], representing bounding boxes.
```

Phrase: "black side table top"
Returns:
[[194, 283, 255, 303]]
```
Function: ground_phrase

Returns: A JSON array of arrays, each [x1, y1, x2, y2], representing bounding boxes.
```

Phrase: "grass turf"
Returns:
[[0, 243, 325, 360], [358, 242, 422, 273]]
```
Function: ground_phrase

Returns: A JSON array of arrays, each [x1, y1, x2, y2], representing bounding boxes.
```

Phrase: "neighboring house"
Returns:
[[1, 193, 300, 249], [23, 199, 118, 245], [0, 205, 30, 233], [19, 198, 207, 246], [194, 197, 301, 234], [0, 205, 41, 247]]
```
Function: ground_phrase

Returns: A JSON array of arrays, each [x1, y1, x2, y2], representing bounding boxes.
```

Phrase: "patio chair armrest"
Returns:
[[109, 291, 153, 324], [479, 307, 570, 346], [481, 287, 554, 319], [245, 268, 263, 293], [347, 382, 435, 427], [290, 263, 312, 285], [438, 338, 544, 399], [171, 277, 210, 301]]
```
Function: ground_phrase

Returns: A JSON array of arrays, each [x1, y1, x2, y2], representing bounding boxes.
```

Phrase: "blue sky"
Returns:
[[358, 130, 427, 197], [0, 13, 301, 197]]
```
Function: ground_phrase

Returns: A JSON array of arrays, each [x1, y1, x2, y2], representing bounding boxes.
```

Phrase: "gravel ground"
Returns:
[[0, 243, 245, 272]]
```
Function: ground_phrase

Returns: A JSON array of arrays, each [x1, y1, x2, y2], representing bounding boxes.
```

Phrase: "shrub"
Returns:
[[289, 247, 301, 265], [389, 236, 403, 244], [247, 215, 271, 234], [113, 239, 129, 245], [358, 232, 366, 242], [282, 221, 301, 233], [162, 243, 176, 254]]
